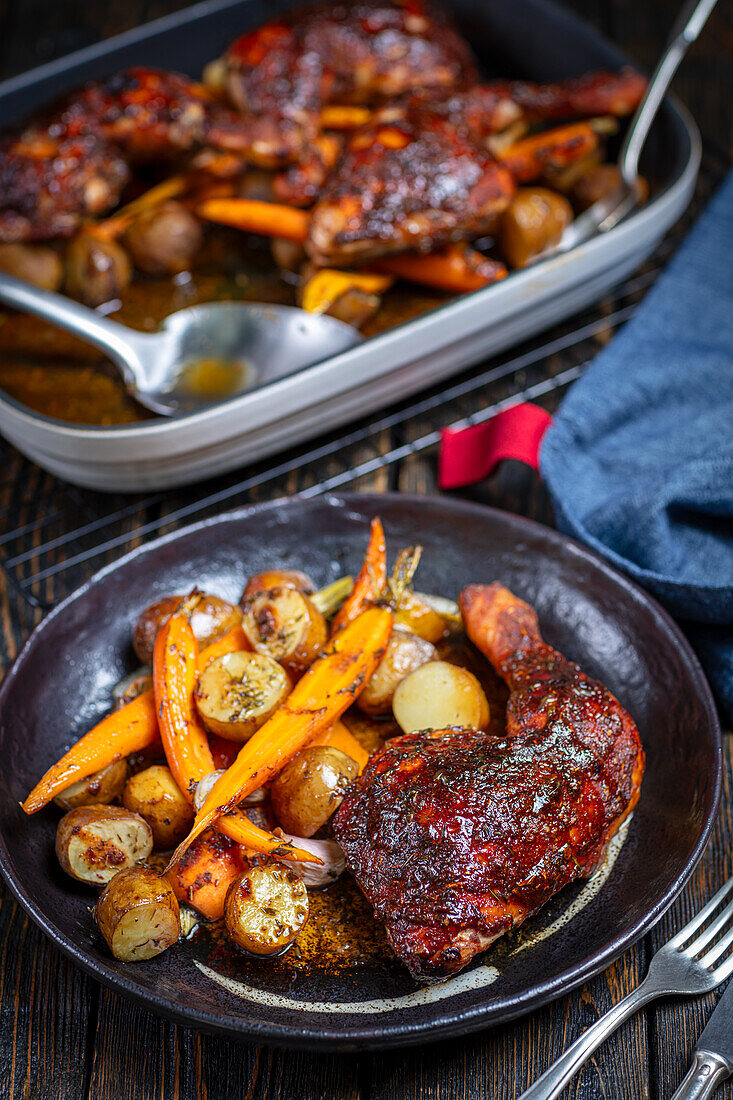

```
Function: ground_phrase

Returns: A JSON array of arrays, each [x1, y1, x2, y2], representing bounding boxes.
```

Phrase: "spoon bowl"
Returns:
[[0, 275, 362, 417]]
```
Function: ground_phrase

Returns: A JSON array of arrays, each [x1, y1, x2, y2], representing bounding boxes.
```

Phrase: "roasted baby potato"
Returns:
[[0, 242, 63, 291], [240, 569, 316, 602], [132, 593, 241, 665], [242, 587, 328, 676], [96, 867, 180, 961], [124, 201, 203, 276], [499, 187, 573, 268], [571, 163, 624, 212], [168, 828, 246, 920], [270, 746, 358, 837], [394, 590, 452, 644], [392, 660, 489, 734], [56, 805, 153, 885], [224, 864, 309, 955], [357, 627, 437, 714], [122, 765, 193, 849], [195, 651, 291, 741], [64, 232, 132, 306], [54, 759, 128, 812]]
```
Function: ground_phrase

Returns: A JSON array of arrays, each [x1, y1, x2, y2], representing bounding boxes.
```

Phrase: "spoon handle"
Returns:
[[0, 271, 146, 382], [620, 0, 719, 184]]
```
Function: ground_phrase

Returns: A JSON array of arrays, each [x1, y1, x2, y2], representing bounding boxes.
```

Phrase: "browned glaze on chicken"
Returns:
[[307, 99, 516, 265], [0, 126, 129, 243], [0, 68, 274, 241], [488, 68, 648, 123], [224, 0, 477, 166], [333, 583, 644, 980]]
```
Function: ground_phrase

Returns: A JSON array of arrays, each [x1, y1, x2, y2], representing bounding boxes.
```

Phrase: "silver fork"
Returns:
[[518, 878, 733, 1100]]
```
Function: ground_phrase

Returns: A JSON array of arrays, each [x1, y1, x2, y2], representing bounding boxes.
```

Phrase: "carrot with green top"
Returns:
[[168, 604, 394, 869], [330, 518, 387, 633]]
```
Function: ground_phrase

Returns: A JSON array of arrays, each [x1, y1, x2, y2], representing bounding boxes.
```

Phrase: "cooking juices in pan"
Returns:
[[0, 233, 446, 425]]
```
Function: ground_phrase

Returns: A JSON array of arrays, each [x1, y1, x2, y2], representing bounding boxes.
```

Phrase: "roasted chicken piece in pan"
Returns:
[[307, 99, 516, 265], [0, 67, 276, 242], [333, 582, 644, 980], [223, 0, 477, 166], [0, 126, 130, 243]]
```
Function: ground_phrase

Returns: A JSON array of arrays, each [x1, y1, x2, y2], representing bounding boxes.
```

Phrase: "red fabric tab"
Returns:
[[439, 403, 552, 490]]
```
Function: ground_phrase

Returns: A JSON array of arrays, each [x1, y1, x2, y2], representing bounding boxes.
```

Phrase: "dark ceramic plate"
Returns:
[[0, 494, 722, 1049]]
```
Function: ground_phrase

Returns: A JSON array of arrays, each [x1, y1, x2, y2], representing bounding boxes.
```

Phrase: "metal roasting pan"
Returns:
[[0, 0, 701, 491]]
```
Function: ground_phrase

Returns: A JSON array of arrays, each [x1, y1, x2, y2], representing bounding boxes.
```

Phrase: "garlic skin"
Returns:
[[112, 666, 152, 703], [193, 770, 226, 813], [279, 834, 346, 887], [193, 771, 266, 814]]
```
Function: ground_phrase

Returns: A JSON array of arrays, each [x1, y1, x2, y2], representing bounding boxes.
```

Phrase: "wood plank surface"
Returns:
[[0, 1, 731, 1097]]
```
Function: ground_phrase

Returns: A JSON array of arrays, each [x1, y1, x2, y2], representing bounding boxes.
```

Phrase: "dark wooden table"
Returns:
[[0, 1, 731, 1097]]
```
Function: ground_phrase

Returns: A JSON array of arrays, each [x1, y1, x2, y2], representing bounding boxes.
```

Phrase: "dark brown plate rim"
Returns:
[[0, 493, 723, 1049]]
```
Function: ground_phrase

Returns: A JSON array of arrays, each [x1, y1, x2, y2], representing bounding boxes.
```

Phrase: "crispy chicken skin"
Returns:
[[307, 100, 516, 265], [0, 67, 276, 241], [333, 583, 644, 980], [224, 0, 478, 165]]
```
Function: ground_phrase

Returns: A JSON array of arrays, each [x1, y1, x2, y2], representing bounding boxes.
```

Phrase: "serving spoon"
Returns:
[[537, 0, 719, 261], [0, 272, 361, 416]]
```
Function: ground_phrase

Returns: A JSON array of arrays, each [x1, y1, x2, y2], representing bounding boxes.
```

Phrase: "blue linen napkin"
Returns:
[[540, 170, 733, 720]]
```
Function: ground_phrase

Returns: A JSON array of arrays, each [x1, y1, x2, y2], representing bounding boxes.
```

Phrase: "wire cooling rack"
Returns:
[[0, 153, 725, 617]]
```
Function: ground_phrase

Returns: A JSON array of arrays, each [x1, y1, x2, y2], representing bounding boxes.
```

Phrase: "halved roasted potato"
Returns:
[[56, 805, 153, 885], [240, 569, 315, 603], [358, 627, 437, 714], [54, 759, 128, 812], [242, 587, 328, 676], [96, 867, 180, 961], [132, 593, 241, 665], [122, 765, 193, 849], [270, 746, 359, 837], [194, 651, 291, 741], [392, 660, 490, 733], [224, 864, 309, 955]]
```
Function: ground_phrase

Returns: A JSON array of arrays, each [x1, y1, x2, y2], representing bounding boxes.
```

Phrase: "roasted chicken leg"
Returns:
[[333, 582, 644, 980]]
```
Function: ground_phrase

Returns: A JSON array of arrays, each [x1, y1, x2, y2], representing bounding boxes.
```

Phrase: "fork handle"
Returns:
[[518, 980, 659, 1100], [671, 1051, 733, 1100]]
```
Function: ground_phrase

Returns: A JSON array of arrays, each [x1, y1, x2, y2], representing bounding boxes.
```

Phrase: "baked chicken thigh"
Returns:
[[333, 582, 644, 980]]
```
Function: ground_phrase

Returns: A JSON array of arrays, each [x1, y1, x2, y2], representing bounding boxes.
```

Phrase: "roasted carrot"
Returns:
[[195, 199, 504, 295], [373, 246, 508, 294], [22, 626, 249, 814], [312, 720, 370, 773], [168, 604, 393, 867], [320, 105, 371, 130], [168, 828, 246, 920], [90, 174, 190, 239], [197, 198, 310, 241], [216, 813, 320, 862], [154, 608, 317, 863], [154, 605, 216, 800], [331, 518, 387, 633], [197, 624, 250, 668], [21, 691, 159, 814], [497, 122, 598, 183]]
